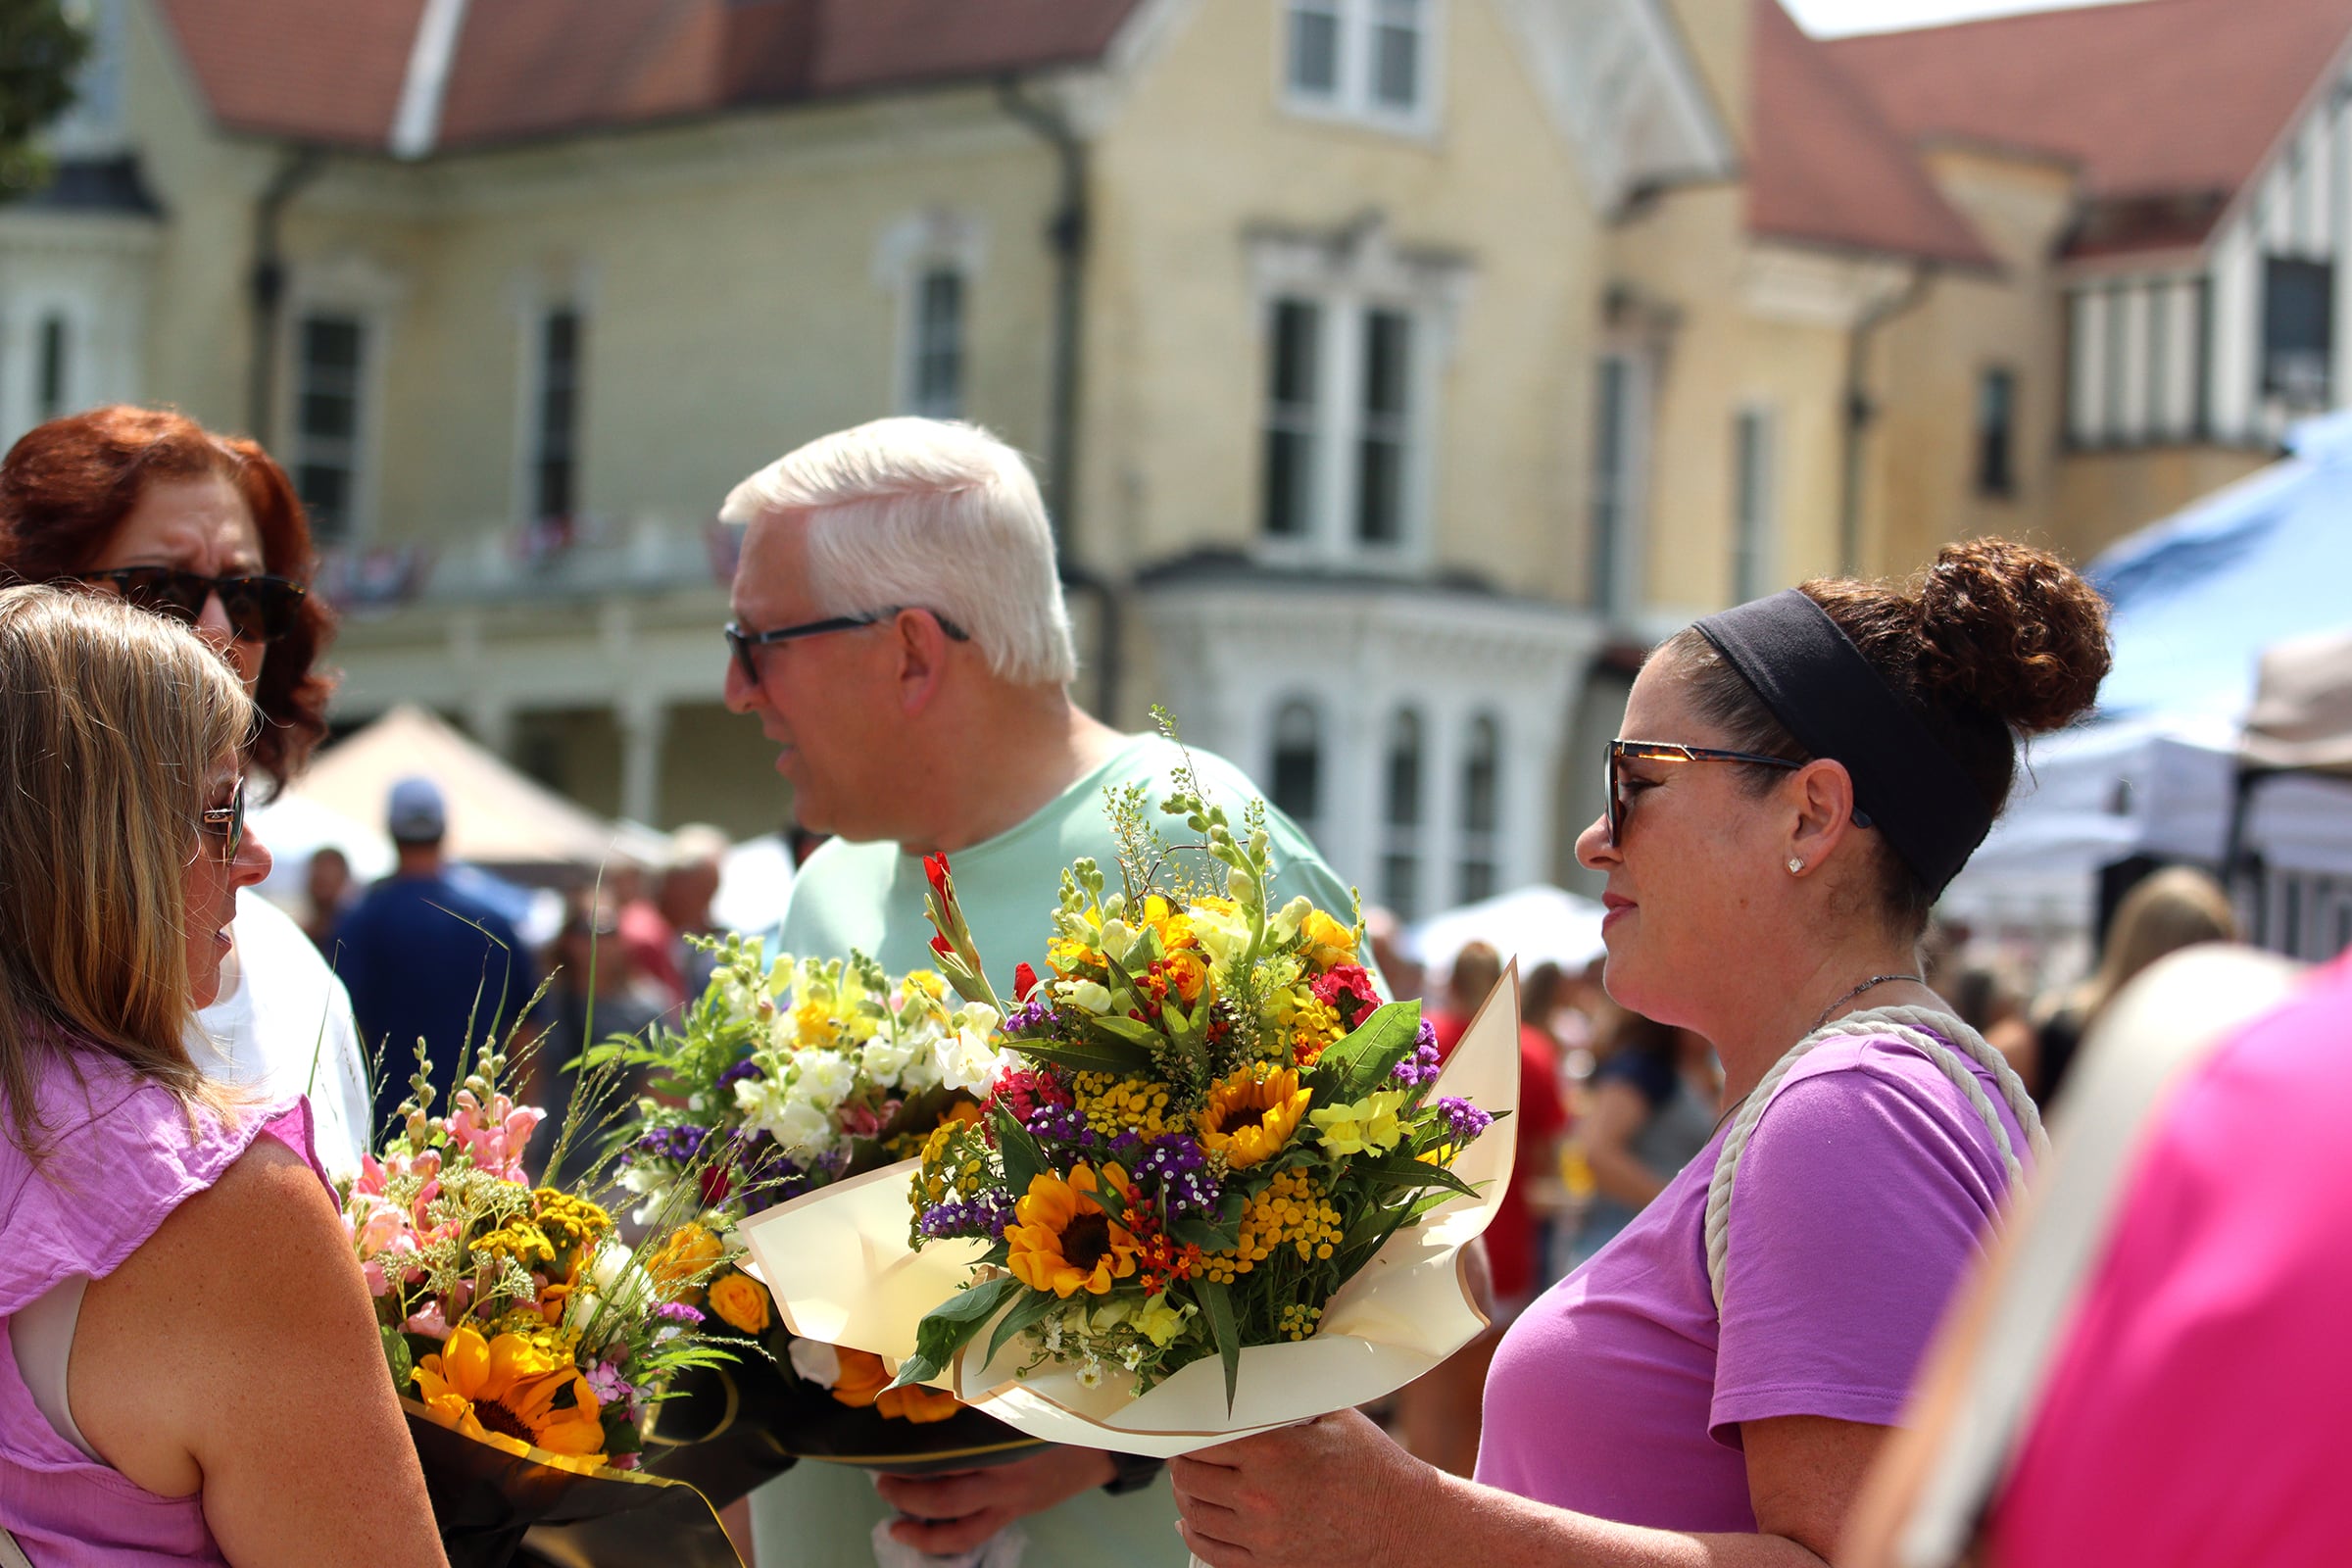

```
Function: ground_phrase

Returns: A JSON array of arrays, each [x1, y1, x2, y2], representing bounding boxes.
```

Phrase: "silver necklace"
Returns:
[[1806, 972, 1924, 1036]]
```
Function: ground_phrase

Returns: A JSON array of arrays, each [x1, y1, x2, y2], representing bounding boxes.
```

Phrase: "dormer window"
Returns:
[[1284, 0, 1435, 128]]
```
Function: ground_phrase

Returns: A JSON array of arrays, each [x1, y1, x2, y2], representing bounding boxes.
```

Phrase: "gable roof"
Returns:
[[156, 0, 1143, 154], [1828, 0, 2352, 210], [1745, 0, 1997, 269]]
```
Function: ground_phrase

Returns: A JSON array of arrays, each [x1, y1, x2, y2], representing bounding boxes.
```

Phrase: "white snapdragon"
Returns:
[[794, 1050, 858, 1110], [1055, 978, 1113, 1014], [858, 1035, 917, 1085]]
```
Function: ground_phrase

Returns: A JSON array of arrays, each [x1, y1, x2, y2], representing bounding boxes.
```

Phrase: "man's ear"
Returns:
[[1787, 758, 1860, 872], [894, 608, 954, 714]]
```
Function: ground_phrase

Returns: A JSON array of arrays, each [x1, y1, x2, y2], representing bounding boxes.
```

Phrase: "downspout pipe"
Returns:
[[246, 145, 325, 445], [1837, 267, 1931, 576], [997, 74, 1120, 720]]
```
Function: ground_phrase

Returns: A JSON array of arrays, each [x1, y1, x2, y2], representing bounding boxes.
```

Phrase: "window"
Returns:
[[909, 268, 965, 418], [35, 315, 69, 421], [293, 314, 367, 544], [533, 307, 582, 522], [1591, 354, 1643, 614], [1356, 309, 1412, 544], [1977, 368, 2017, 497], [1381, 707, 1425, 919], [1260, 295, 1423, 555], [1731, 407, 1774, 603], [1283, 0, 1432, 123], [1269, 700, 1324, 840], [1263, 300, 1322, 539], [2264, 257, 2333, 406], [1457, 712, 1499, 905]]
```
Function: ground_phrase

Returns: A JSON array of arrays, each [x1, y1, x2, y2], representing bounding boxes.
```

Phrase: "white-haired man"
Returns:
[[721, 417, 1360, 1567]]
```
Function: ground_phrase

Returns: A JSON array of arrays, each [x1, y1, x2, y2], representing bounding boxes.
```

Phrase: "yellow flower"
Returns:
[[1139, 896, 1199, 954], [412, 1325, 607, 1456], [645, 1222, 725, 1297], [1161, 949, 1208, 1004], [1198, 1065, 1311, 1169], [709, 1272, 772, 1335], [1133, 1291, 1194, 1348], [1308, 1090, 1409, 1156], [1005, 1163, 1141, 1298], [904, 969, 946, 1000], [826, 1347, 964, 1423], [1298, 910, 1357, 971]]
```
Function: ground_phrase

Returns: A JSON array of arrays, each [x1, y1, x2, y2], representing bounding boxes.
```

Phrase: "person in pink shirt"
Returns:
[[1170, 541, 2106, 1567], [0, 587, 443, 1567]]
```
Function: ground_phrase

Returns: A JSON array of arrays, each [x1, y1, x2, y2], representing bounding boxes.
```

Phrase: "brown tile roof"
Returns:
[[155, 0, 429, 149], [1827, 0, 2352, 207], [1746, 0, 1998, 269], [157, 0, 1143, 153]]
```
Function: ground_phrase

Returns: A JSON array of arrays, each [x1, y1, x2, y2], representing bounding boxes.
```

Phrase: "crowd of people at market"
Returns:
[[0, 405, 2340, 1568]]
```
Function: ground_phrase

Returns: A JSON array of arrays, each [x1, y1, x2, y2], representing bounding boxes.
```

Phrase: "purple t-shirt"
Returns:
[[1476, 1032, 2028, 1530]]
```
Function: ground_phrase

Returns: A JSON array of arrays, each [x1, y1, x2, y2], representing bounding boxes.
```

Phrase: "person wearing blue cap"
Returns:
[[329, 775, 535, 1139]]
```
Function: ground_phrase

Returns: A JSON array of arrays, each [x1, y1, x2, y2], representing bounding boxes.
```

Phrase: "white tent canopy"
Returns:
[[1400, 884, 1607, 983], [288, 704, 668, 874]]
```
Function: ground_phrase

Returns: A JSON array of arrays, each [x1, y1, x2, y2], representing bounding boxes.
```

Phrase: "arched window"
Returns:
[[1458, 711, 1501, 904], [1380, 707, 1424, 918], [1269, 699, 1323, 838]]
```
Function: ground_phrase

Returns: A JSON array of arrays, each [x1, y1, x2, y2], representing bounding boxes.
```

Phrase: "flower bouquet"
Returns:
[[347, 1043, 743, 1568], [585, 939, 1046, 1507], [740, 751, 1520, 1465]]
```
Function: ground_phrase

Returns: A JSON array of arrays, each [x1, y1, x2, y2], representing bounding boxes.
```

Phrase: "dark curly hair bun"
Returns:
[[1909, 538, 2111, 737]]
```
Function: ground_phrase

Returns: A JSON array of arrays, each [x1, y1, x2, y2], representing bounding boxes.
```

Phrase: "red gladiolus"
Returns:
[[924, 854, 952, 897], [1013, 961, 1040, 1000], [930, 933, 955, 957]]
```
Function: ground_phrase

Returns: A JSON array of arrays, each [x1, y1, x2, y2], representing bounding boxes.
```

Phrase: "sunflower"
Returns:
[[1198, 1065, 1311, 1168], [412, 1325, 607, 1456], [1004, 1163, 1141, 1298]]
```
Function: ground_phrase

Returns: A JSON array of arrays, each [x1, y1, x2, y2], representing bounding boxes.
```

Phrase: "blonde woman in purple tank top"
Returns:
[[1170, 544, 2108, 1568], [0, 588, 444, 1567]]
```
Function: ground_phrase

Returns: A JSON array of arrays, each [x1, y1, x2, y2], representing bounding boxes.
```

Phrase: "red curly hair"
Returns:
[[0, 406, 338, 790]]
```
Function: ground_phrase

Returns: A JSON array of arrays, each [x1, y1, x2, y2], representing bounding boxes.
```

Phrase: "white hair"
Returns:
[[720, 417, 1077, 687]]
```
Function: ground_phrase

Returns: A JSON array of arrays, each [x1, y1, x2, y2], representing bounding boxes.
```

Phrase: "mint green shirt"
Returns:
[[751, 733, 1359, 1568]]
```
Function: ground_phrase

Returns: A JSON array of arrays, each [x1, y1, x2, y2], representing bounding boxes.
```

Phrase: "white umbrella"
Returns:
[[1401, 884, 1608, 981]]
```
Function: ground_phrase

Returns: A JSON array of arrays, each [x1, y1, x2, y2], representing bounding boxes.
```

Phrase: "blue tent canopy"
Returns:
[[2088, 409, 2352, 722]]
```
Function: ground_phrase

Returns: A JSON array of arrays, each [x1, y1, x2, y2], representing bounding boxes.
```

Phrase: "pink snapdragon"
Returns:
[[439, 1088, 545, 1184]]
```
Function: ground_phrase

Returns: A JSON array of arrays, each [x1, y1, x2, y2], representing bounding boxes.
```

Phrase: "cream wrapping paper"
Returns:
[[742, 969, 1522, 1460]]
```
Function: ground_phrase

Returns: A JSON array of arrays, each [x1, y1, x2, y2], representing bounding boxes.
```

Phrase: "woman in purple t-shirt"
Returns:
[[1171, 540, 2109, 1567]]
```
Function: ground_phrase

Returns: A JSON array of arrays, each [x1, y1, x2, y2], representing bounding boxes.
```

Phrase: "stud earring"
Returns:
[[1787, 858, 1804, 874]]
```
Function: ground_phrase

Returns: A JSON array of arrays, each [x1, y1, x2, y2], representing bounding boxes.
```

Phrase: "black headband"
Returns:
[[1693, 589, 1994, 896]]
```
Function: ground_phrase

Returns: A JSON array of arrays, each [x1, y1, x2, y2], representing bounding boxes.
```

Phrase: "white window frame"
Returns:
[[1590, 347, 1653, 616], [874, 210, 987, 419], [1279, 0, 1444, 137], [282, 256, 401, 548], [1250, 220, 1465, 568], [1380, 705, 1426, 920], [1731, 403, 1776, 603], [1455, 710, 1502, 906], [1268, 695, 1327, 844]]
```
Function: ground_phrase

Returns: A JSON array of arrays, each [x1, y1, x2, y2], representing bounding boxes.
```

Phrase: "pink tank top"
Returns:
[[1, 1037, 326, 1566]]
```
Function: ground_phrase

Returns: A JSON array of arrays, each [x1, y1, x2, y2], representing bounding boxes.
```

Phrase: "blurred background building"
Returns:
[[3, 0, 2348, 909]]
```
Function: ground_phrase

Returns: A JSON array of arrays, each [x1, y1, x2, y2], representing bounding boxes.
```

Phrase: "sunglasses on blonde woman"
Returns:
[[199, 778, 247, 860]]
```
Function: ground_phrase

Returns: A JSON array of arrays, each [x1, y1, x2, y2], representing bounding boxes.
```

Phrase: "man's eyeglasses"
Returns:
[[724, 607, 970, 687], [199, 777, 247, 861], [76, 567, 308, 645]]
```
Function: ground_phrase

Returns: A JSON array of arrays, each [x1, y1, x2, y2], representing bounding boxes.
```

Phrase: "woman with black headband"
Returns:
[[1171, 539, 2110, 1568], [0, 408, 373, 1173]]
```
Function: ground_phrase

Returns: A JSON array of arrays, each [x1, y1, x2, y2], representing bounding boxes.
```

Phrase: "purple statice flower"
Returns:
[[1106, 1129, 1145, 1159], [1004, 995, 1058, 1037], [1392, 1039, 1443, 1088], [1435, 1097, 1492, 1144], [656, 1300, 706, 1324], [636, 1123, 712, 1163], [919, 1189, 1013, 1241], [1024, 1102, 1097, 1149], [733, 1133, 813, 1214], [1130, 1134, 1220, 1218], [715, 1056, 765, 1090]]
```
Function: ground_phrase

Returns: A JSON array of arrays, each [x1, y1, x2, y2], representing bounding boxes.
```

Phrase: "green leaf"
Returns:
[[381, 1324, 415, 1393], [985, 1284, 1066, 1366], [1307, 1002, 1422, 1099], [1013, 1034, 1154, 1077], [1196, 1277, 1241, 1414], [1346, 1149, 1482, 1201], [995, 1109, 1045, 1200], [1080, 1013, 1163, 1051], [1170, 1187, 1246, 1251], [889, 1275, 1025, 1389]]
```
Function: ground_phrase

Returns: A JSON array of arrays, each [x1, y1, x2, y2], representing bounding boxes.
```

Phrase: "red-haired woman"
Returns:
[[0, 406, 373, 1172]]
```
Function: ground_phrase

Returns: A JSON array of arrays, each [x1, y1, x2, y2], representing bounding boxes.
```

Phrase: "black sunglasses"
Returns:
[[76, 567, 307, 644], [199, 777, 247, 860], [724, 606, 970, 687], [1604, 739, 1877, 847]]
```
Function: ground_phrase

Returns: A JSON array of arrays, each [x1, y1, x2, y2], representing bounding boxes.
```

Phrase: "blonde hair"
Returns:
[[2082, 865, 2239, 1026], [719, 417, 1078, 687], [0, 585, 256, 1154]]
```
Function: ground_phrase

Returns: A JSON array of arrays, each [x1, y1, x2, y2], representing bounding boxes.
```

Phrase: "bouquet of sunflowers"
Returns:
[[743, 736, 1521, 1457], [346, 1043, 743, 1567], [586, 940, 1044, 1503]]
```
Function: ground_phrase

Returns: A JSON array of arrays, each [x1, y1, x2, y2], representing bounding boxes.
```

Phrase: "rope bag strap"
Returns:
[[1704, 1004, 2048, 1313]]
